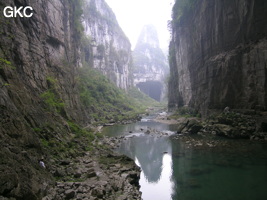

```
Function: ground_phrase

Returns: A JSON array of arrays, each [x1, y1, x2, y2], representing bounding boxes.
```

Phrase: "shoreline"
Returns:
[[42, 136, 142, 200]]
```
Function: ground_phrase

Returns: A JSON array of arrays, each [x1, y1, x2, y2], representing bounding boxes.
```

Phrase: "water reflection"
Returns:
[[118, 134, 174, 199], [119, 135, 171, 183], [170, 137, 267, 200], [138, 154, 174, 200], [103, 120, 267, 200], [108, 120, 176, 199]]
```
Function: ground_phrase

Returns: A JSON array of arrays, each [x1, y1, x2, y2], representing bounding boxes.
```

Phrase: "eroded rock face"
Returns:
[[133, 25, 169, 101], [83, 0, 133, 89], [0, 0, 135, 198], [169, 0, 267, 116], [0, 0, 79, 198]]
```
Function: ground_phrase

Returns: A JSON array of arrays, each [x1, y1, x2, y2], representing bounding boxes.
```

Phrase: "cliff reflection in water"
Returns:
[[118, 134, 174, 199], [104, 120, 267, 200], [119, 135, 168, 182]]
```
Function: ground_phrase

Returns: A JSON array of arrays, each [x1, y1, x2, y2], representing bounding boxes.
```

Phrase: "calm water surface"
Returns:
[[102, 116, 267, 200]]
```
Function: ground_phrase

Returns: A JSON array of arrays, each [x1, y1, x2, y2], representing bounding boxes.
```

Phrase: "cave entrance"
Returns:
[[137, 81, 163, 101]]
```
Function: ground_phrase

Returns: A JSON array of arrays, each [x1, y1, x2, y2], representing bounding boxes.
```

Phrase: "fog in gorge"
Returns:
[[105, 1, 173, 101]]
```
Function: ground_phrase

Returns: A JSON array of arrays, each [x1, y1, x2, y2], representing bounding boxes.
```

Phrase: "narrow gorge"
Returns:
[[1, 0, 267, 199], [133, 25, 169, 102]]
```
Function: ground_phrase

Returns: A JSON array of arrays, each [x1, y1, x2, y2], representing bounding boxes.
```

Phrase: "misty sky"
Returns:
[[105, 0, 174, 50]]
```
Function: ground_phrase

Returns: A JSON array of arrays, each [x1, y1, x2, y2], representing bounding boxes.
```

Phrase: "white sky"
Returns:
[[105, 0, 174, 50]]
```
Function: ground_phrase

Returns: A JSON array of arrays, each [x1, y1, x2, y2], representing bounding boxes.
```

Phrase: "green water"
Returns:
[[102, 118, 267, 200]]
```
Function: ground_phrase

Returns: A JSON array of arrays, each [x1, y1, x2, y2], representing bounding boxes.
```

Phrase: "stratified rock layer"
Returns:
[[169, 0, 267, 116]]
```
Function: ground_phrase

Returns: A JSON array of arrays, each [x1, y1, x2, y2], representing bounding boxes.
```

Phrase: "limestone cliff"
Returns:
[[0, 1, 81, 197], [169, 0, 267, 116], [133, 25, 168, 101], [0, 0, 134, 199], [83, 0, 132, 89]]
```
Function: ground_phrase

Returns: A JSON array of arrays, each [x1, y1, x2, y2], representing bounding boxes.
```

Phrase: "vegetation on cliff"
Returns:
[[78, 64, 159, 125], [172, 0, 197, 24]]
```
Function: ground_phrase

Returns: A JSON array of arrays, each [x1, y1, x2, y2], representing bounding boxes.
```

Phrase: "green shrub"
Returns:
[[0, 57, 14, 69], [32, 127, 42, 132], [46, 76, 57, 86], [67, 121, 94, 141], [40, 138, 49, 147], [40, 90, 64, 112]]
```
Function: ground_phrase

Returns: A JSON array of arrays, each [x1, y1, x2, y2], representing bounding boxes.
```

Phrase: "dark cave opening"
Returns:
[[137, 81, 163, 101]]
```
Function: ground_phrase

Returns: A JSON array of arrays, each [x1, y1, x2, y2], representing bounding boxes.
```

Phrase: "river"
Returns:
[[102, 113, 267, 200]]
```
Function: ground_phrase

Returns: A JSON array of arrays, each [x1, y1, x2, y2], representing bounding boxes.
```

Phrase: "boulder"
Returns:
[[177, 119, 203, 134], [187, 120, 203, 134], [87, 170, 97, 178], [65, 189, 75, 200], [177, 119, 189, 133], [214, 124, 233, 137]]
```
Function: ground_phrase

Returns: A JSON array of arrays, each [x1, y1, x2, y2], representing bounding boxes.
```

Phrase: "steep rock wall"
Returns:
[[83, 0, 132, 89], [0, 0, 133, 198], [169, 0, 267, 116], [0, 0, 82, 198]]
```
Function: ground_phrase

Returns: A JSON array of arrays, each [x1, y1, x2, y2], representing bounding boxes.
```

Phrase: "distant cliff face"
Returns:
[[133, 25, 168, 101], [169, 0, 267, 116], [83, 0, 132, 89]]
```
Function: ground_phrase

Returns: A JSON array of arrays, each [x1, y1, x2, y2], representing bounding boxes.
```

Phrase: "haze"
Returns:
[[105, 0, 174, 50]]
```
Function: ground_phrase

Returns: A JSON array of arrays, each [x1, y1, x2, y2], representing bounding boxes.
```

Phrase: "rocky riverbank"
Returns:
[[39, 108, 267, 200], [170, 108, 267, 141], [153, 111, 179, 125], [40, 137, 142, 200], [144, 108, 267, 141]]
